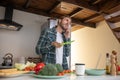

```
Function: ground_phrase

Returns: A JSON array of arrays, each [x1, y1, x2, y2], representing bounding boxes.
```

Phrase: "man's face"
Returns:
[[59, 17, 71, 31]]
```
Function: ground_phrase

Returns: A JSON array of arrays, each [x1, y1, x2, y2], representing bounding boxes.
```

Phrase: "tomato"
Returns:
[[57, 72, 63, 76], [34, 62, 45, 74], [24, 66, 35, 71]]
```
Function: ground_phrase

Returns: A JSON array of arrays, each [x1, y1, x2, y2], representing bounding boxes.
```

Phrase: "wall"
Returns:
[[0, 6, 49, 63], [71, 21, 120, 70]]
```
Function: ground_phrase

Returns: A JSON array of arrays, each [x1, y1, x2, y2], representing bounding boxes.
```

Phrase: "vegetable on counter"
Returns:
[[15, 62, 72, 76], [38, 63, 58, 76], [24, 61, 36, 71], [36, 63, 71, 76], [14, 61, 36, 71], [15, 63, 26, 71], [34, 62, 45, 74], [57, 69, 71, 76], [55, 64, 63, 73]]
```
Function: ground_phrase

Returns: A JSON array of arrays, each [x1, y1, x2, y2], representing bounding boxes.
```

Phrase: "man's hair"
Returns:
[[57, 15, 71, 25]]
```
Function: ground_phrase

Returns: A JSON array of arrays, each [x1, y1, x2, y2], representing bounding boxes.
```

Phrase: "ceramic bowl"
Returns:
[[85, 69, 106, 76]]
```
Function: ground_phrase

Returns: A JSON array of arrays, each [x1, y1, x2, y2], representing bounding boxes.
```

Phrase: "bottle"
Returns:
[[111, 50, 117, 75], [106, 53, 110, 74]]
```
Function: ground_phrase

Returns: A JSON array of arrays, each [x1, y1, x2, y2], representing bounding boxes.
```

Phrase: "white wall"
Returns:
[[0, 6, 49, 63], [71, 21, 120, 70]]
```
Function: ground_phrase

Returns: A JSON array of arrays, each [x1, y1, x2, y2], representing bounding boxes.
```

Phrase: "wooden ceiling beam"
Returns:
[[105, 4, 120, 14], [48, 1, 61, 13], [49, 12, 96, 28], [3, 5, 95, 28], [23, 0, 31, 9], [83, 13, 101, 22], [5, 5, 50, 17], [72, 18, 96, 28], [99, 0, 120, 13], [92, 0, 102, 5], [106, 15, 120, 23], [71, 24, 85, 32], [57, 0, 99, 12], [69, 8, 83, 17], [103, 10, 120, 19]]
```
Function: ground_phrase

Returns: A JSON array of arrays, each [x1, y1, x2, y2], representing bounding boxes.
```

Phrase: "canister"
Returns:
[[75, 63, 85, 76]]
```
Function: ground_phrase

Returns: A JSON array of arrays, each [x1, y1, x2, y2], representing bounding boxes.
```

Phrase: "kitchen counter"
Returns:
[[0, 74, 120, 80]]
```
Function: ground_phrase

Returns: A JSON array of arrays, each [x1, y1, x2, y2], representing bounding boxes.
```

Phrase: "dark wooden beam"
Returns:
[[57, 0, 99, 12], [23, 0, 31, 9], [103, 10, 120, 22], [48, 1, 61, 13], [49, 12, 96, 28], [0, 5, 95, 28], [105, 4, 120, 14], [92, 0, 103, 5], [99, 0, 120, 13], [113, 27, 120, 32], [18, 7, 49, 17], [72, 18, 96, 28], [69, 8, 83, 17], [107, 15, 120, 23], [83, 13, 100, 22]]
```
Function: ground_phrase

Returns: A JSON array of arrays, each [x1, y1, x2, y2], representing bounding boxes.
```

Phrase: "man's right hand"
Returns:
[[51, 42, 62, 48]]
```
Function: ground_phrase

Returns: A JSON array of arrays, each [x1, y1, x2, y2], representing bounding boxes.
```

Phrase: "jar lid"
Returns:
[[75, 63, 85, 65]]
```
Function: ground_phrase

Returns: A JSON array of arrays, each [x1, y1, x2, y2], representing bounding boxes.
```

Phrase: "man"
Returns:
[[36, 15, 71, 70]]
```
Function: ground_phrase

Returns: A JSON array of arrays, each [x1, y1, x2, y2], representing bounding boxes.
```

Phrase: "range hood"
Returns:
[[0, 7, 23, 31]]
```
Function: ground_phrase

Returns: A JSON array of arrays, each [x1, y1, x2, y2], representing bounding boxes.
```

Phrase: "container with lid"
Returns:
[[75, 63, 85, 76]]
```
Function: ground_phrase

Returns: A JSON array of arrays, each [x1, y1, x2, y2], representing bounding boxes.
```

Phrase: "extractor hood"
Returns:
[[0, 6, 23, 31]]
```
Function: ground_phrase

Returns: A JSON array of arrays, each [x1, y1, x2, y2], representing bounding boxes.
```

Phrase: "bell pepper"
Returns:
[[34, 62, 45, 74]]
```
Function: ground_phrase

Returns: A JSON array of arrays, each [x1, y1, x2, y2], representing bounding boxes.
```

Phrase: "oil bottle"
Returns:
[[106, 53, 110, 74]]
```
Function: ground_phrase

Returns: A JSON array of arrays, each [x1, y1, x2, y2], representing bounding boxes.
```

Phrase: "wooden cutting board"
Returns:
[[0, 68, 29, 77], [0, 68, 17, 73]]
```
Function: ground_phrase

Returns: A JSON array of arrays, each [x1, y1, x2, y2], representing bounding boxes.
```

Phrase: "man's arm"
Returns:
[[36, 30, 55, 55]]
